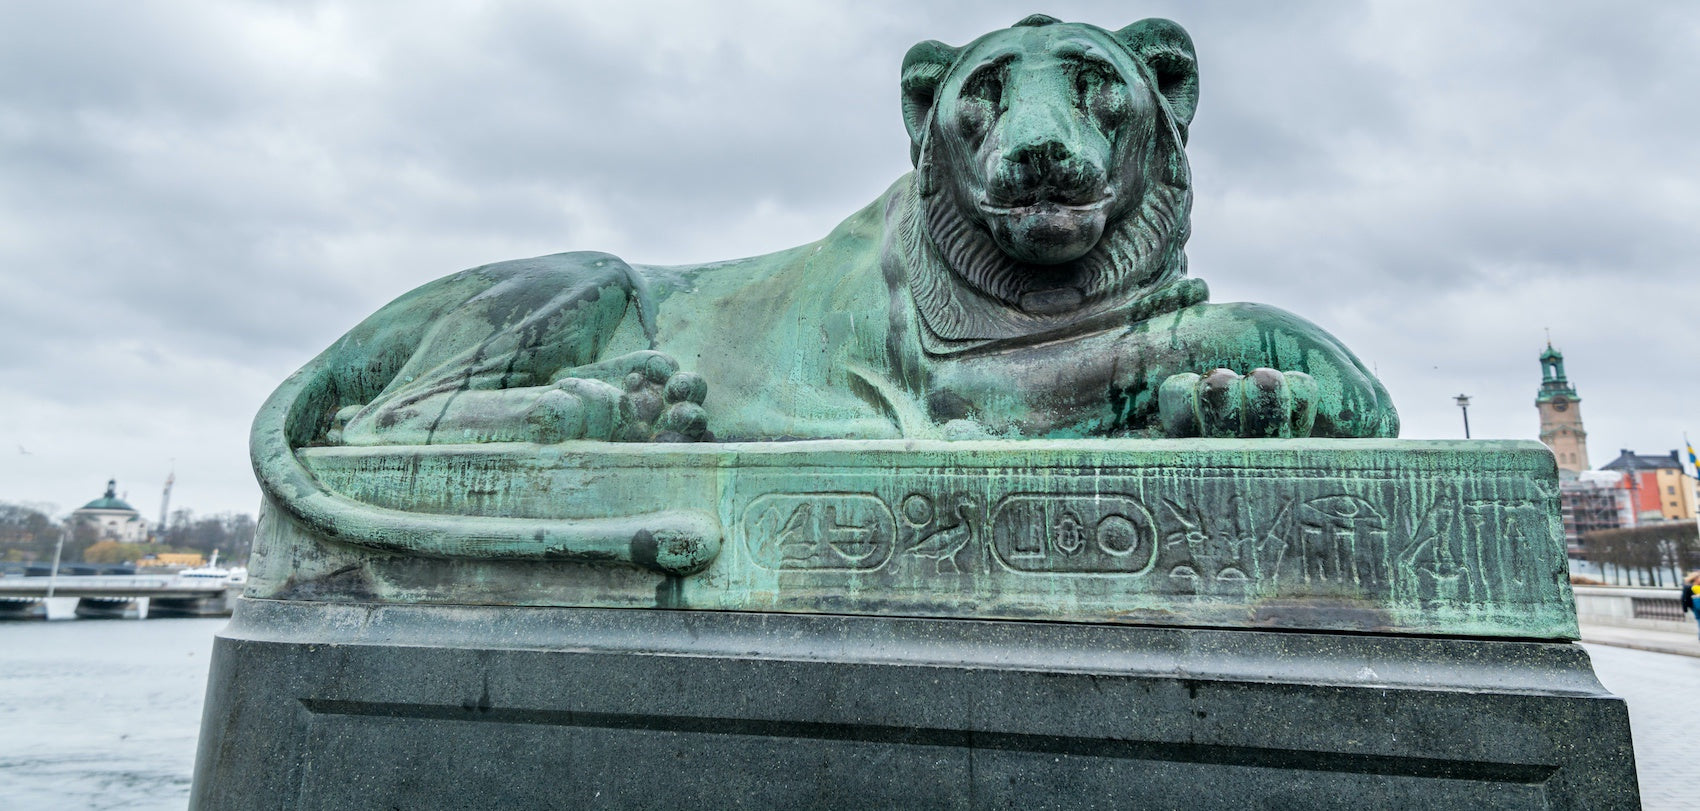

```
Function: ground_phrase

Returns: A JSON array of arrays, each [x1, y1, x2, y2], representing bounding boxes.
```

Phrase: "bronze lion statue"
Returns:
[[254, 15, 1397, 574]]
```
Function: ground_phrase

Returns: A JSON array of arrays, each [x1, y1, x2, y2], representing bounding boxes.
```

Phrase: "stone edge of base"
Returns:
[[222, 596, 1613, 698]]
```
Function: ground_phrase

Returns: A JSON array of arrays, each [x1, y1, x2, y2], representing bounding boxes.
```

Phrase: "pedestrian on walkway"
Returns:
[[1682, 572, 1700, 641]]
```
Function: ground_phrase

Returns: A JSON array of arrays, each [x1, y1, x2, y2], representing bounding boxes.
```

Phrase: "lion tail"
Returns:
[[248, 352, 722, 577]]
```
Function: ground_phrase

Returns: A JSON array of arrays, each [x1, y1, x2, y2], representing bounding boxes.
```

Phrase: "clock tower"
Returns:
[[1536, 342, 1589, 475]]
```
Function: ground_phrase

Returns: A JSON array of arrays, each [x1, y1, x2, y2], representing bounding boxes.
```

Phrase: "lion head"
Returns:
[[895, 16, 1203, 345]]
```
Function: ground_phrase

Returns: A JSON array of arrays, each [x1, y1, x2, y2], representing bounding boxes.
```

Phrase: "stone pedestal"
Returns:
[[194, 600, 1635, 809], [192, 440, 1641, 808]]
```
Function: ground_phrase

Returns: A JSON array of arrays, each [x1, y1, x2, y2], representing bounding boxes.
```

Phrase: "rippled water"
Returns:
[[0, 604, 221, 810]]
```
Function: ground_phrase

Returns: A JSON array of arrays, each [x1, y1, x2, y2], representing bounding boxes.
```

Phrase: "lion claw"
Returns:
[[555, 351, 709, 443], [1158, 368, 1317, 438]]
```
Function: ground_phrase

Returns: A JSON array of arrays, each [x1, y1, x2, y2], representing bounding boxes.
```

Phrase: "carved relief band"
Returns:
[[285, 439, 1577, 640]]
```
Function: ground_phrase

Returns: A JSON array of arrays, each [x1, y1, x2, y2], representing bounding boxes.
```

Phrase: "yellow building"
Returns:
[[1601, 449, 1698, 521], [1651, 467, 1698, 520]]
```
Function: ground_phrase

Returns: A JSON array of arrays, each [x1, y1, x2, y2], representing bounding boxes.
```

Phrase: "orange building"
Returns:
[[1600, 449, 1698, 521]]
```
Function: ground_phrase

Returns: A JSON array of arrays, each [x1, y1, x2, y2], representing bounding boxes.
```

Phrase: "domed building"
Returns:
[[69, 479, 149, 543]]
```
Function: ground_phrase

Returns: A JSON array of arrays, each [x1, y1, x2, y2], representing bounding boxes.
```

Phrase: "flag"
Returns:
[[1689, 435, 1699, 474]]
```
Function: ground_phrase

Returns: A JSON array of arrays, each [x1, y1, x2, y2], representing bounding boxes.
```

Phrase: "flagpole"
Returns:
[[1688, 434, 1700, 571]]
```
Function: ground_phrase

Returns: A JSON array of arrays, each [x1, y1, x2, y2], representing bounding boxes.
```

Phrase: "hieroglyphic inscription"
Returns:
[[1287, 495, 1390, 588], [742, 494, 895, 571], [729, 467, 1561, 614], [990, 494, 1157, 574], [1161, 496, 1272, 583], [1392, 489, 1462, 605], [1459, 500, 1547, 603], [898, 493, 979, 574]]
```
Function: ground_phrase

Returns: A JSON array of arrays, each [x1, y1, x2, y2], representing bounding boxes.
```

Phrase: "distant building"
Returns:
[[1558, 471, 1633, 549], [1535, 343, 1589, 476], [67, 479, 149, 543], [1601, 449, 1699, 522]]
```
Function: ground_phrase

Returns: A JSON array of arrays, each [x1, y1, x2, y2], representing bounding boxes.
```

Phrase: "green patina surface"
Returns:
[[249, 17, 1405, 585], [1536, 343, 1580, 404], [246, 14, 1399, 462], [231, 17, 1559, 643], [247, 439, 1577, 640]]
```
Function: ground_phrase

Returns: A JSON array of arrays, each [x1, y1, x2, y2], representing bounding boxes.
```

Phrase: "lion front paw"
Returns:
[[1158, 368, 1318, 438], [616, 359, 711, 442], [540, 350, 713, 443]]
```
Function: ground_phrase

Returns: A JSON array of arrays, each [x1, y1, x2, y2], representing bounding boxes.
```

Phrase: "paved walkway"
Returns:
[[1580, 620, 1700, 658], [1581, 642, 1699, 810]]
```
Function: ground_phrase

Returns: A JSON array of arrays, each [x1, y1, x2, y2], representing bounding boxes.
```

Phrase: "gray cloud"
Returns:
[[2, 0, 1696, 518]]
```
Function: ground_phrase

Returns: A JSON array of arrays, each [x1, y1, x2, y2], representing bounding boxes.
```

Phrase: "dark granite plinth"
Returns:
[[191, 598, 1637, 810]]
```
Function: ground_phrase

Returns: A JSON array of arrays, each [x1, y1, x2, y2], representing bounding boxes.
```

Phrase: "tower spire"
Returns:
[[1535, 340, 1588, 474]]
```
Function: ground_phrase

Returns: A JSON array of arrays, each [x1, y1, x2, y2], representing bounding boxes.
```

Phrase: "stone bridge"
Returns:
[[0, 575, 234, 619]]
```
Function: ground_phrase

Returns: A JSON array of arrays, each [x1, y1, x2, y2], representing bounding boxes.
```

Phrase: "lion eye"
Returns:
[[1075, 65, 1114, 102], [1075, 62, 1128, 129], [963, 68, 1003, 108]]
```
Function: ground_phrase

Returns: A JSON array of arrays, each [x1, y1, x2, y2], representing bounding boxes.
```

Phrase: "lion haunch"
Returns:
[[265, 15, 1398, 461]]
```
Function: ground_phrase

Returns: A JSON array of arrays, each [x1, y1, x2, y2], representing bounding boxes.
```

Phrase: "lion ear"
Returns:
[[1114, 18, 1199, 142], [900, 40, 960, 166]]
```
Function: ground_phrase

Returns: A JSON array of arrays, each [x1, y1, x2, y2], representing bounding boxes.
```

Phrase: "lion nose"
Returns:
[[1007, 139, 1071, 170]]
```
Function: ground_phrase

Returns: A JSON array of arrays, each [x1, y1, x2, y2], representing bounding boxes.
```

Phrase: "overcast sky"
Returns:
[[2, 0, 1697, 520]]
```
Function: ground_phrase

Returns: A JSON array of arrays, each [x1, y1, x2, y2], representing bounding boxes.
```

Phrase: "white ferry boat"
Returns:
[[174, 551, 248, 586]]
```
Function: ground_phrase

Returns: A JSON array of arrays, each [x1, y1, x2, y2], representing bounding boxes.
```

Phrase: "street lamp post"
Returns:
[[1454, 394, 1472, 439], [46, 524, 66, 599]]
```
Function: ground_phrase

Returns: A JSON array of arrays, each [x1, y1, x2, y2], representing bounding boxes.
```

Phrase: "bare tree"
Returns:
[[0, 501, 65, 561], [1582, 521, 1700, 586]]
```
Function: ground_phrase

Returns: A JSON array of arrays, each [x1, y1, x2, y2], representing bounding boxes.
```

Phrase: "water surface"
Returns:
[[0, 609, 220, 810]]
